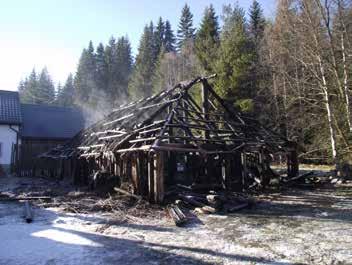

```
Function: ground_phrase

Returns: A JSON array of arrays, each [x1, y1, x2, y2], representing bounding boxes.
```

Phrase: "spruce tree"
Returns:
[[74, 41, 97, 106], [152, 45, 167, 93], [19, 69, 38, 103], [95, 42, 108, 94], [18, 80, 26, 96], [177, 4, 196, 50], [57, 73, 75, 107], [215, 4, 254, 112], [164, 20, 176, 52], [249, 0, 265, 45], [105, 37, 117, 105], [37, 67, 56, 104], [154, 17, 165, 57], [113, 36, 133, 103], [128, 23, 157, 99], [195, 4, 219, 73], [55, 82, 62, 105], [248, 0, 266, 112]]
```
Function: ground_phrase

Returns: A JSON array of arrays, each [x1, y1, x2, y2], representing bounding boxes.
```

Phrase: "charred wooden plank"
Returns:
[[129, 137, 157, 144], [114, 187, 142, 200], [0, 196, 52, 201], [168, 204, 187, 226], [103, 113, 134, 126], [224, 202, 249, 213], [115, 145, 151, 153]]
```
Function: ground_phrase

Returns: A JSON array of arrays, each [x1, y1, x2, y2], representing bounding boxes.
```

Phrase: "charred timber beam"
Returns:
[[175, 107, 223, 117], [157, 135, 227, 143], [115, 145, 151, 153], [166, 123, 236, 134], [90, 129, 127, 136], [177, 100, 222, 139], [152, 94, 183, 149], [202, 80, 210, 139], [178, 116, 245, 127], [98, 134, 126, 140], [113, 96, 178, 151], [103, 113, 134, 126], [168, 205, 187, 226], [152, 145, 202, 153], [139, 98, 179, 110], [77, 144, 104, 150], [138, 127, 162, 135], [203, 79, 246, 125], [80, 152, 101, 157], [129, 137, 157, 144], [153, 152, 165, 203], [0, 196, 52, 201], [114, 187, 142, 200]]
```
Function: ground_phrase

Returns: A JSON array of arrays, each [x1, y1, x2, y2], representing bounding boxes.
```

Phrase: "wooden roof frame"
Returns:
[[42, 75, 291, 159]]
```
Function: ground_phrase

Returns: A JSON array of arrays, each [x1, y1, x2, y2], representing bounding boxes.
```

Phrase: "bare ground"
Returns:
[[0, 174, 351, 265]]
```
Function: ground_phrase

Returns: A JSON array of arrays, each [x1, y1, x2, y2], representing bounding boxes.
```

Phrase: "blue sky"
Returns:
[[0, 0, 276, 91]]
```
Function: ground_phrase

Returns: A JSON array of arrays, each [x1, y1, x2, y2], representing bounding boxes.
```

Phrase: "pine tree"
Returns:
[[128, 23, 157, 99], [195, 4, 219, 73], [164, 20, 176, 52], [37, 67, 56, 104], [56, 73, 75, 107], [215, 4, 254, 112], [177, 4, 196, 50]]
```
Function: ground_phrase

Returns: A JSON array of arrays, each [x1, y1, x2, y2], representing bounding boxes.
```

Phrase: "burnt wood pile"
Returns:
[[39, 75, 298, 203]]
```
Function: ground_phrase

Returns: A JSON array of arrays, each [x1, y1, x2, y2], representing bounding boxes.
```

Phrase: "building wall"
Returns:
[[0, 124, 19, 166], [15, 138, 68, 176]]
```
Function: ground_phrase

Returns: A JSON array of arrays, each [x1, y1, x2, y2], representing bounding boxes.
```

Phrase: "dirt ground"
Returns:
[[0, 173, 352, 265]]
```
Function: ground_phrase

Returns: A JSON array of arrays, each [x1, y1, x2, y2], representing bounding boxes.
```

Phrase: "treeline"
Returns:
[[19, 2, 264, 110], [18, 0, 352, 165]]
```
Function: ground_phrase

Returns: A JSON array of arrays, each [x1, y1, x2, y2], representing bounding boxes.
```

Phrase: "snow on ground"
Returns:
[[1, 175, 352, 264]]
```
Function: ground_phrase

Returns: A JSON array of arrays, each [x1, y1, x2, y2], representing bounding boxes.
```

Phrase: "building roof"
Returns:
[[0, 90, 22, 125], [42, 76, 290, 159], [21, 104, 85, 139]]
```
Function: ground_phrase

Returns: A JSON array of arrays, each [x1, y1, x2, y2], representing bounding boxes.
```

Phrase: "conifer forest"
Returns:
[[17, 0, 352, 167]]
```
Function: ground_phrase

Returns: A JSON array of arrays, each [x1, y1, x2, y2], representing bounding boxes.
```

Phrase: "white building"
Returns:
[[0, 90, 85, 176], [0, 90, 21, 174]]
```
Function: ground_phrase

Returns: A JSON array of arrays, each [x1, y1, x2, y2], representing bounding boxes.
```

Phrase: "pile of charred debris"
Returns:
[[22, 75, 304, 224], [1, 168, 341, 226]]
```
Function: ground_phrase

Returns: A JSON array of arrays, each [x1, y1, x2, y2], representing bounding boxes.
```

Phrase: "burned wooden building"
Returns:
[[40, 76, 298, 203]]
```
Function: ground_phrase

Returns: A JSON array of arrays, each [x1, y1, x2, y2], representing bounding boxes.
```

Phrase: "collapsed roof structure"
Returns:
[[40, 75, 298, 203]]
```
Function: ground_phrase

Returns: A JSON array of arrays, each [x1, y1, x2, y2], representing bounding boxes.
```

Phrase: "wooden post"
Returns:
[[182, 92, 189, 144], [241, 152, 247, 191], [131, 153, 139, 194], [287, 149, 299, 179], [201, 81, 210, 139], [148, 153, 155, 202], [222, 155, 231, 190], [154, 151, 165, 203]]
